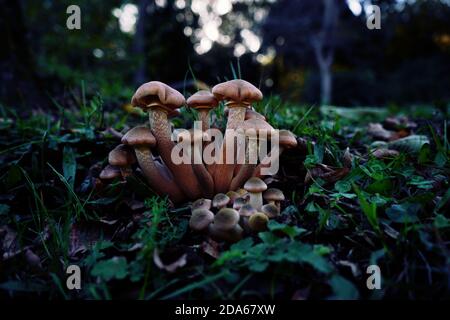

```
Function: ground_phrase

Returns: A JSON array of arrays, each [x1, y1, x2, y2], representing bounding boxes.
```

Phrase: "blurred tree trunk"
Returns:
[[133, 0, 150, 86], [0, 0, 47, 109], [312, 0, 338, 105]]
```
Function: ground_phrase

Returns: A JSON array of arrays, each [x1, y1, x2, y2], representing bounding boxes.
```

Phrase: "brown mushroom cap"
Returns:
[[261, 203, 279, 218], [192, 198, 212, 211], [248, 212, 269, 232], [239, 204, 257, 217], [187, 90, 218, 109], [244, 177, 267, 193], [108, 144, 136, 166], [189, 209, 214, 231], [263, 188, 285, 203], [208, 223, 243, 243], [214, 208, 240, 230], [131, 81, 185, 112], [121, 126, 157, 147], [212, 79, 263, 106], [99, 165, 121, 180], [279, 130, 298, 149], [213, 193, 231, 209]]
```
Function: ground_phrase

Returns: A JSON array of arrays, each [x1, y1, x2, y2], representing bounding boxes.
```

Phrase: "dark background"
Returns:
[[1, 0, 449, 109]]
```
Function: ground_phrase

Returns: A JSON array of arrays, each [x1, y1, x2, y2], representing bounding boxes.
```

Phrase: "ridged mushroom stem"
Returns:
[[229, 134, 258, 191], [148, 106, 202, 199], [213, 103, 248, 193], [134, 147, 186, 203], [192, 132, 214, 198], [198, 109, 210, 132]]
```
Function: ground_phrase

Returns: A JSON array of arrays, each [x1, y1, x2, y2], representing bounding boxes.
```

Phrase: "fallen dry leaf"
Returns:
[[201, 239, 220, 259], [368, 123, 400, 141], [371, 148, 400, 159], [153, 248, 187, 273]]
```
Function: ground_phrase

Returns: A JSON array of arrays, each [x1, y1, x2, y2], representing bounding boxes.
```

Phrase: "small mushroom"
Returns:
[[238, 203, 256, 233], [99, 165, 122, 180], [263, 188, 285, 212], [214, 208, 240, 231], [192, 198, 212, 211], [108, 144, 136, 178], [248, 212, 269, 232], [212, 79, 263, 193], [189, 209, 214, 232], [208, 223, 244, 243], [261, 203, 279, 219], [233, 197, 247, 211], [243, 177, 267, 210], [122, 126, 186, 203], [213, 193, 231, 210], [187, 90, 218, 132], [131, 81, 202, 199], [239, 204, 256, 218]]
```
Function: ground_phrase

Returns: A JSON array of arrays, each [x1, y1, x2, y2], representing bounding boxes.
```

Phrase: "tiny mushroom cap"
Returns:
[[214, 208, 240, 231], [99, 165, 121, 180], [236, 188, 248, 197], [226, 191, 240, 203], [263, 188, 285, 204], [186, 90, 218, 110], [189, 209, 214, 231], [244, 177, 267, 193], [209, 223, 244, 243], [261, 203, 279, 218], [131, 81, 185, 112], [233, 197, 247, 211], [213, 193, 231, 209], [212, 79, 263, 106], [121, 126, 157, 147], [248, 212, 269, 232], [108, 144, 136, 167], [192, 198, 212, 211], [239, 204, 257, 217], [279, 130, 298, 149]]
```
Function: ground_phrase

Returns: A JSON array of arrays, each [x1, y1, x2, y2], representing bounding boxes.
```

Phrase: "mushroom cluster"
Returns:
[[100, 80, 297, 205], [189, 177, 286, 242]]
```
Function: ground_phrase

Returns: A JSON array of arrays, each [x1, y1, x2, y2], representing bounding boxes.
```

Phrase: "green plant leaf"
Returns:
[[91, 256, 128, 281]]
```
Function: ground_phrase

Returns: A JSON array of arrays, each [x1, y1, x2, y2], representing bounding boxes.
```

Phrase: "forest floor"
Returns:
[[0, 93, 449, 299]]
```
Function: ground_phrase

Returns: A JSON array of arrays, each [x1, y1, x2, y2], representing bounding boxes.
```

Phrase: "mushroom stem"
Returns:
[[248, 191, 263, 211], [191, 131, 214, 198], [148, 107, 202, 199], [213, 103, 248, 193], [229, 134, 258, 191], [198, 109, 210, 132], [134, 147, 186, 203]]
